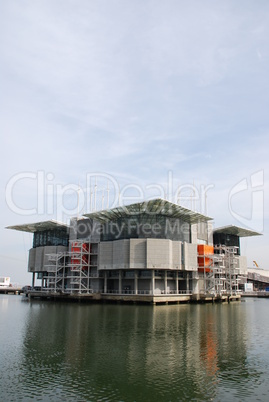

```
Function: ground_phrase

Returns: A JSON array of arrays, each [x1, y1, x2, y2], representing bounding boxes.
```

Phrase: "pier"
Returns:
[[0, 288, 24, 295]]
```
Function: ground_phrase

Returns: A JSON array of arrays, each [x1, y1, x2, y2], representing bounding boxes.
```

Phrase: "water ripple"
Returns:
[[1, 298, 269, 401]]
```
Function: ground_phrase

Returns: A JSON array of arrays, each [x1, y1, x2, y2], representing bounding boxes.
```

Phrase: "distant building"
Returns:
[[7, 199, 261, 303], [0, 277, 11, 288]]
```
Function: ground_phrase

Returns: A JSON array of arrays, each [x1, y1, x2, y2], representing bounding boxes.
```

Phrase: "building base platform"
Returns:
[[24, 291, 241, 305]]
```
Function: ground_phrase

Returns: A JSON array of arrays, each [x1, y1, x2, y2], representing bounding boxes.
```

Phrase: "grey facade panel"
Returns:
[[43, 246, 57, 270], [113, 239, 130, 269], [35, 247, 44, 271], [191, 224, 198, 244], [71, 218, 101, 243], [192, 222, 213, 245], [130, 239, 146, 269], [99, 238, 183, 271], [57, 246, 68, 253], [197, 222, 208, 242], [184, 243, 197, 271], [147, 239, 171, 269], [28, 248, 36, 272], [207, 222, 213, 245], [172, 241, 181, 269], [99, 241, 113, 269]]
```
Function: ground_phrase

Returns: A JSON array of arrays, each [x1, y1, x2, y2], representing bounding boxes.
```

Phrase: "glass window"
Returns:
[[33, 229, 69, 248]]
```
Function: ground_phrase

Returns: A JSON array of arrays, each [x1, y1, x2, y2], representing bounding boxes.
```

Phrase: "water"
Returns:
[[1, 296, 269, 401]]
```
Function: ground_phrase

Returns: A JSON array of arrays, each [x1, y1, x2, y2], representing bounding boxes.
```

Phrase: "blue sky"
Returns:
[[1, 0, 268, 284]]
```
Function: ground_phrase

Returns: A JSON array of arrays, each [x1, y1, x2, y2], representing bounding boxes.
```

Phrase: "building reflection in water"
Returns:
[[20, 301, 253, 401]]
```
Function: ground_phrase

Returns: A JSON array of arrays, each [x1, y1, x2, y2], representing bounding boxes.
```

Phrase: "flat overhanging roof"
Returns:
[[83, 198, 213, 224], [6, 220, 69, 233], [213, 225, 262, 238]]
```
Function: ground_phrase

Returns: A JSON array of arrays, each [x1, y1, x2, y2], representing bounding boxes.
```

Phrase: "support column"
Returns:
[[176, 271, 179, 294], [134, 270, 138, 295], [119, 271, 122, 294], [186, 273, 189, 293], [151, 270, 155, 295], [164, 270, 167, 294], [32, 272, 35, 289], [104, 271, 107, 293]]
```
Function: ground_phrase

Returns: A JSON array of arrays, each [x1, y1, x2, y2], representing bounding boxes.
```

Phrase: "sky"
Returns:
[[1, 0, 269, 285]]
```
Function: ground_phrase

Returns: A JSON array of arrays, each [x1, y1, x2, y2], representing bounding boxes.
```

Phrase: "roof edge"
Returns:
[[6, 219, 69, 233], [83, 198, 213, 224], [213, 224, 262, 237]]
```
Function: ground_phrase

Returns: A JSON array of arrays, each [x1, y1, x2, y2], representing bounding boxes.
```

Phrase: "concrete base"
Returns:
[[27, 291, 102, 302], [102, 294, 191, 304], [24, 291, 241, 305], [190, 294, 240, 304], [242, 292, 269, 298]]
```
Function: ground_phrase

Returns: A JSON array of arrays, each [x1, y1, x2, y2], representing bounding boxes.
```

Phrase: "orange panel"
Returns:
[[198, 267, 212, 273], [198, 257, 213, 267], [197, 245, 214, 255]]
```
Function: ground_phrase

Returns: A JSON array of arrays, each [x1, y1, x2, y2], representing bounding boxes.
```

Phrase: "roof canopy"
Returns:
[[213, 225, 261, 238], [83, 198, 212, 224], [6, 220, 69, 233]]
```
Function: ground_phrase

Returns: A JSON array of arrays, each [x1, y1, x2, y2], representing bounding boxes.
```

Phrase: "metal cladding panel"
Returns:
[[191, 224, 198, 244], [77, 218, 101, 242], [99, 242, 113, 269], [43, 246, 57, 270], [112, 240, 130, 269], [34, 247, 44, 271], [28, 248, 36, 272], [147, 239, 171, 269], [69, 218, 78, 242], [57, 246, 68, 253], [207, 222, 213, 245], [197, 222, 208, 242], [184, 243, 198, 271], [172, 241, 181, 269], [237, 256, 247, 274], [130, 239, 146, 269]]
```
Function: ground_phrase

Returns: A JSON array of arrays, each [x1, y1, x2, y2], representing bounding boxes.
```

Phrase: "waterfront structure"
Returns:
[[7, 199, 261, 303], [0, 277, 11, 288]]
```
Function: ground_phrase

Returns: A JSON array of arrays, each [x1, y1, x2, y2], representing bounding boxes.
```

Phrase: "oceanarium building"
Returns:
[[8, 199, 260, 303]]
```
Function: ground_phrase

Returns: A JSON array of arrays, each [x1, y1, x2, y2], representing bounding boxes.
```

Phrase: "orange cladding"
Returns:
[[197, 245, 214, 271]]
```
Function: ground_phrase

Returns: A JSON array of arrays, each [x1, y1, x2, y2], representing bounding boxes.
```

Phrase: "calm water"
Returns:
[[1, 295, 269, 401]]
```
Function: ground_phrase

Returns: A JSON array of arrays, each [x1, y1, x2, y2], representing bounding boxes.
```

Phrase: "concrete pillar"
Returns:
[[164, 270, 167, 294], [119, 271, 122, 294], [134, 270, 138, 295], [186, 273, 189, 293], [104, 271, 107, 293], [32, 272, 35, 288], [192, 278, 199, 294], [176, 271, 179, 294], [151, 270, 155, 295]]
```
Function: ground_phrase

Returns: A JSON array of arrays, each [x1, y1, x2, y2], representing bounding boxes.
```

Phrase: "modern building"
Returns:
[[7, 198, 261, 303]]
